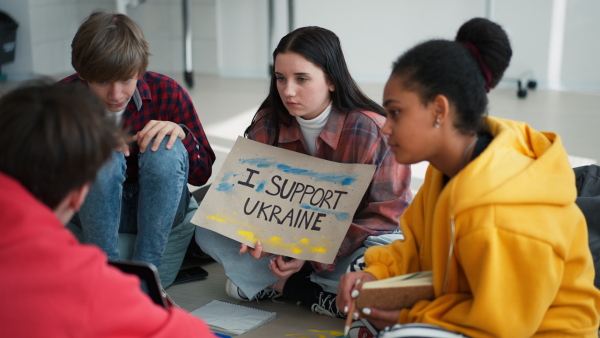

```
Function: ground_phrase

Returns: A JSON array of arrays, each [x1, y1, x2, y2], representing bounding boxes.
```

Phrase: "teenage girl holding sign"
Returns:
[[196, 26, 412, 318]]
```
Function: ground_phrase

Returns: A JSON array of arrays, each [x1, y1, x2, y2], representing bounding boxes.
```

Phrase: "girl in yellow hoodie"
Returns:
[[337, 17, 600, 338]]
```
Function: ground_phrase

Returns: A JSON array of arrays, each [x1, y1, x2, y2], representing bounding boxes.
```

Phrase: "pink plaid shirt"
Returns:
[[247, 108, 412, 271]]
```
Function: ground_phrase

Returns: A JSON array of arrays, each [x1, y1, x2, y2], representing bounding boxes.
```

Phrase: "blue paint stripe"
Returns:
[[239, 158, 357, 186], [215, 182, 235, 192], [255, 181, 266, 192], [300, 204, 350, 221]]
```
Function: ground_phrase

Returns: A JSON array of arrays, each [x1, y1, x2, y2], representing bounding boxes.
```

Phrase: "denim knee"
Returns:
[[95, 151, 127, 186], [138, 138, 188, 179]]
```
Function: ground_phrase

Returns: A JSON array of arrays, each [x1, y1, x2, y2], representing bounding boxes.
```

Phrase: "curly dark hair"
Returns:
[[391, 18, 512, 135]]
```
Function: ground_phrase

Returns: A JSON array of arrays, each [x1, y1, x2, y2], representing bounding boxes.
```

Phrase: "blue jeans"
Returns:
[[72, 138, 189, 268], [195, 226, 402, 299]]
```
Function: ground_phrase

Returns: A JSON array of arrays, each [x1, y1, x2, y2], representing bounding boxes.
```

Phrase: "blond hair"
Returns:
[[71, 10, 150, 82]]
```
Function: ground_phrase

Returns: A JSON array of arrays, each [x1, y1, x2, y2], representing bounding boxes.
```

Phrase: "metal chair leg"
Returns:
[[183, 0, 193, 88]]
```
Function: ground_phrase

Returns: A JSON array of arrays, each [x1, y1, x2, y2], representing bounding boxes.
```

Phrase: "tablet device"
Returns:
[[109, 260, 169, 309], [172, 266, 208, 285]]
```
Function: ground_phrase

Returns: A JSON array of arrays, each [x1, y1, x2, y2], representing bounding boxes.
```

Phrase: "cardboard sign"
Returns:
[[191, 137, 375, 264]]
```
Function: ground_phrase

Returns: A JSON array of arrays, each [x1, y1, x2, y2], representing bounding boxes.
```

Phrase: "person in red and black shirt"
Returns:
[[61, 10, 215, 273]]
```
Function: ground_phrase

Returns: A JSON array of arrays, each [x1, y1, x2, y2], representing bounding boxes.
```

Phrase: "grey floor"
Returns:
[[169, 259, 345, 337], [163, 74, 598, 337]]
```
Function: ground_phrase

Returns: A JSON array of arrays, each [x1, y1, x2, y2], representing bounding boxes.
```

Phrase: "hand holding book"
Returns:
[[336, 271, 377, 319], [337, 271, 434, 333], [355, 270, 434, 310]]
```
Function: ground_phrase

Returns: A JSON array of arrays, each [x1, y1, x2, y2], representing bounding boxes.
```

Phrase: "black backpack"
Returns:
[[574, 164, 600, 289]]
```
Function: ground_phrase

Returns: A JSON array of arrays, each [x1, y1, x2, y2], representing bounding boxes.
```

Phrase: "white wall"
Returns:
[[0, 0, 218, 80], [0, 0, 77, 80], [216, 0, 600, 90], [493, 0, 555, 86], [292, 0, 485, 83], [0, 0, 31, 80], [0, 0, 598, 90], [78, 0, 219, 76], [561, 0, 600, 90], [80, 0, 219, 76], [29, 0, 77, 76], [126, 0, 218, 76], [216, 0, 268, 78]]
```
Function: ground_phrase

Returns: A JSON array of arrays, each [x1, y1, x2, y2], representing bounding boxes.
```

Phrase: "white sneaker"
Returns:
[[378, 324, 467, 338], [348, 319, 378, 338], [225, 278, 279, 301], [310, 291, 344, 318]]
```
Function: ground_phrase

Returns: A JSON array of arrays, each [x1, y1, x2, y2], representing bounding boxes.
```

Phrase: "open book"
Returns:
[[356, 270, 434, 310]]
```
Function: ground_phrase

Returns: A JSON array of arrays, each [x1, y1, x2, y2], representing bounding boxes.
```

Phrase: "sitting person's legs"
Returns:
[[77, 150, 127, 260], [282, 234, 402, 318], [196, 228, 400, 318], [73, 137, 189, 270], [282, 247, 367, 318], [196, 227, 365, 318], [133, 137, 189, 268], [195, 227, 279, 298]]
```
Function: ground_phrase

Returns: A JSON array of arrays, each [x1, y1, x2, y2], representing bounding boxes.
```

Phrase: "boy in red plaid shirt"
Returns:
[[61, 10, 215, 279]]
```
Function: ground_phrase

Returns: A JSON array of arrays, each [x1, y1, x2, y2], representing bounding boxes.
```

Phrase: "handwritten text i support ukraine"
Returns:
[[238, 168, 349, 231]]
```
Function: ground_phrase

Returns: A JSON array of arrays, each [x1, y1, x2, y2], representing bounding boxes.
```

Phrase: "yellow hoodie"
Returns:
[[363, 117, 600, 337]]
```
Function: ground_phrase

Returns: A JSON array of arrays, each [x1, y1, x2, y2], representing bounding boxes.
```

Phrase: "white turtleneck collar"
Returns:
[[295, 102, 332, 155], [107, 103, 128, 125]]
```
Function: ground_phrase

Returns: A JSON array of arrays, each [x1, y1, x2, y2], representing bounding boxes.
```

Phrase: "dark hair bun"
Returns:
[[455, 17, 512, 89]]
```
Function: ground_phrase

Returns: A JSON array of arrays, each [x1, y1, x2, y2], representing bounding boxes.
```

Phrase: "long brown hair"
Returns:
[[245, 26, 385, 145]]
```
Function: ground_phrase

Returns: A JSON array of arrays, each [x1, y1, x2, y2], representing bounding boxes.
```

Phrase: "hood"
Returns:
[[448, 116, 576, 216]]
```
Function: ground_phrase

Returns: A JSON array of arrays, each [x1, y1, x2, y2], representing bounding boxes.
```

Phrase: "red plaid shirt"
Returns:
[[247, 108, 412, 271], [61, 72, 215, 186]]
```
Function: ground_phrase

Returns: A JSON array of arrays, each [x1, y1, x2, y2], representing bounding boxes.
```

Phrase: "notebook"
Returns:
[[190, 300, 276, 335]]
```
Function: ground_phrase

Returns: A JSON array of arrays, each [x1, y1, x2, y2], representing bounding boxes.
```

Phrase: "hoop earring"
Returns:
[[434, 118, 441, 128]]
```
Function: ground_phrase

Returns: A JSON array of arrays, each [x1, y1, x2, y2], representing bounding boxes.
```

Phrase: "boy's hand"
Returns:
[[115, 138, 130, 156], [133, 120, 186, 153]]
